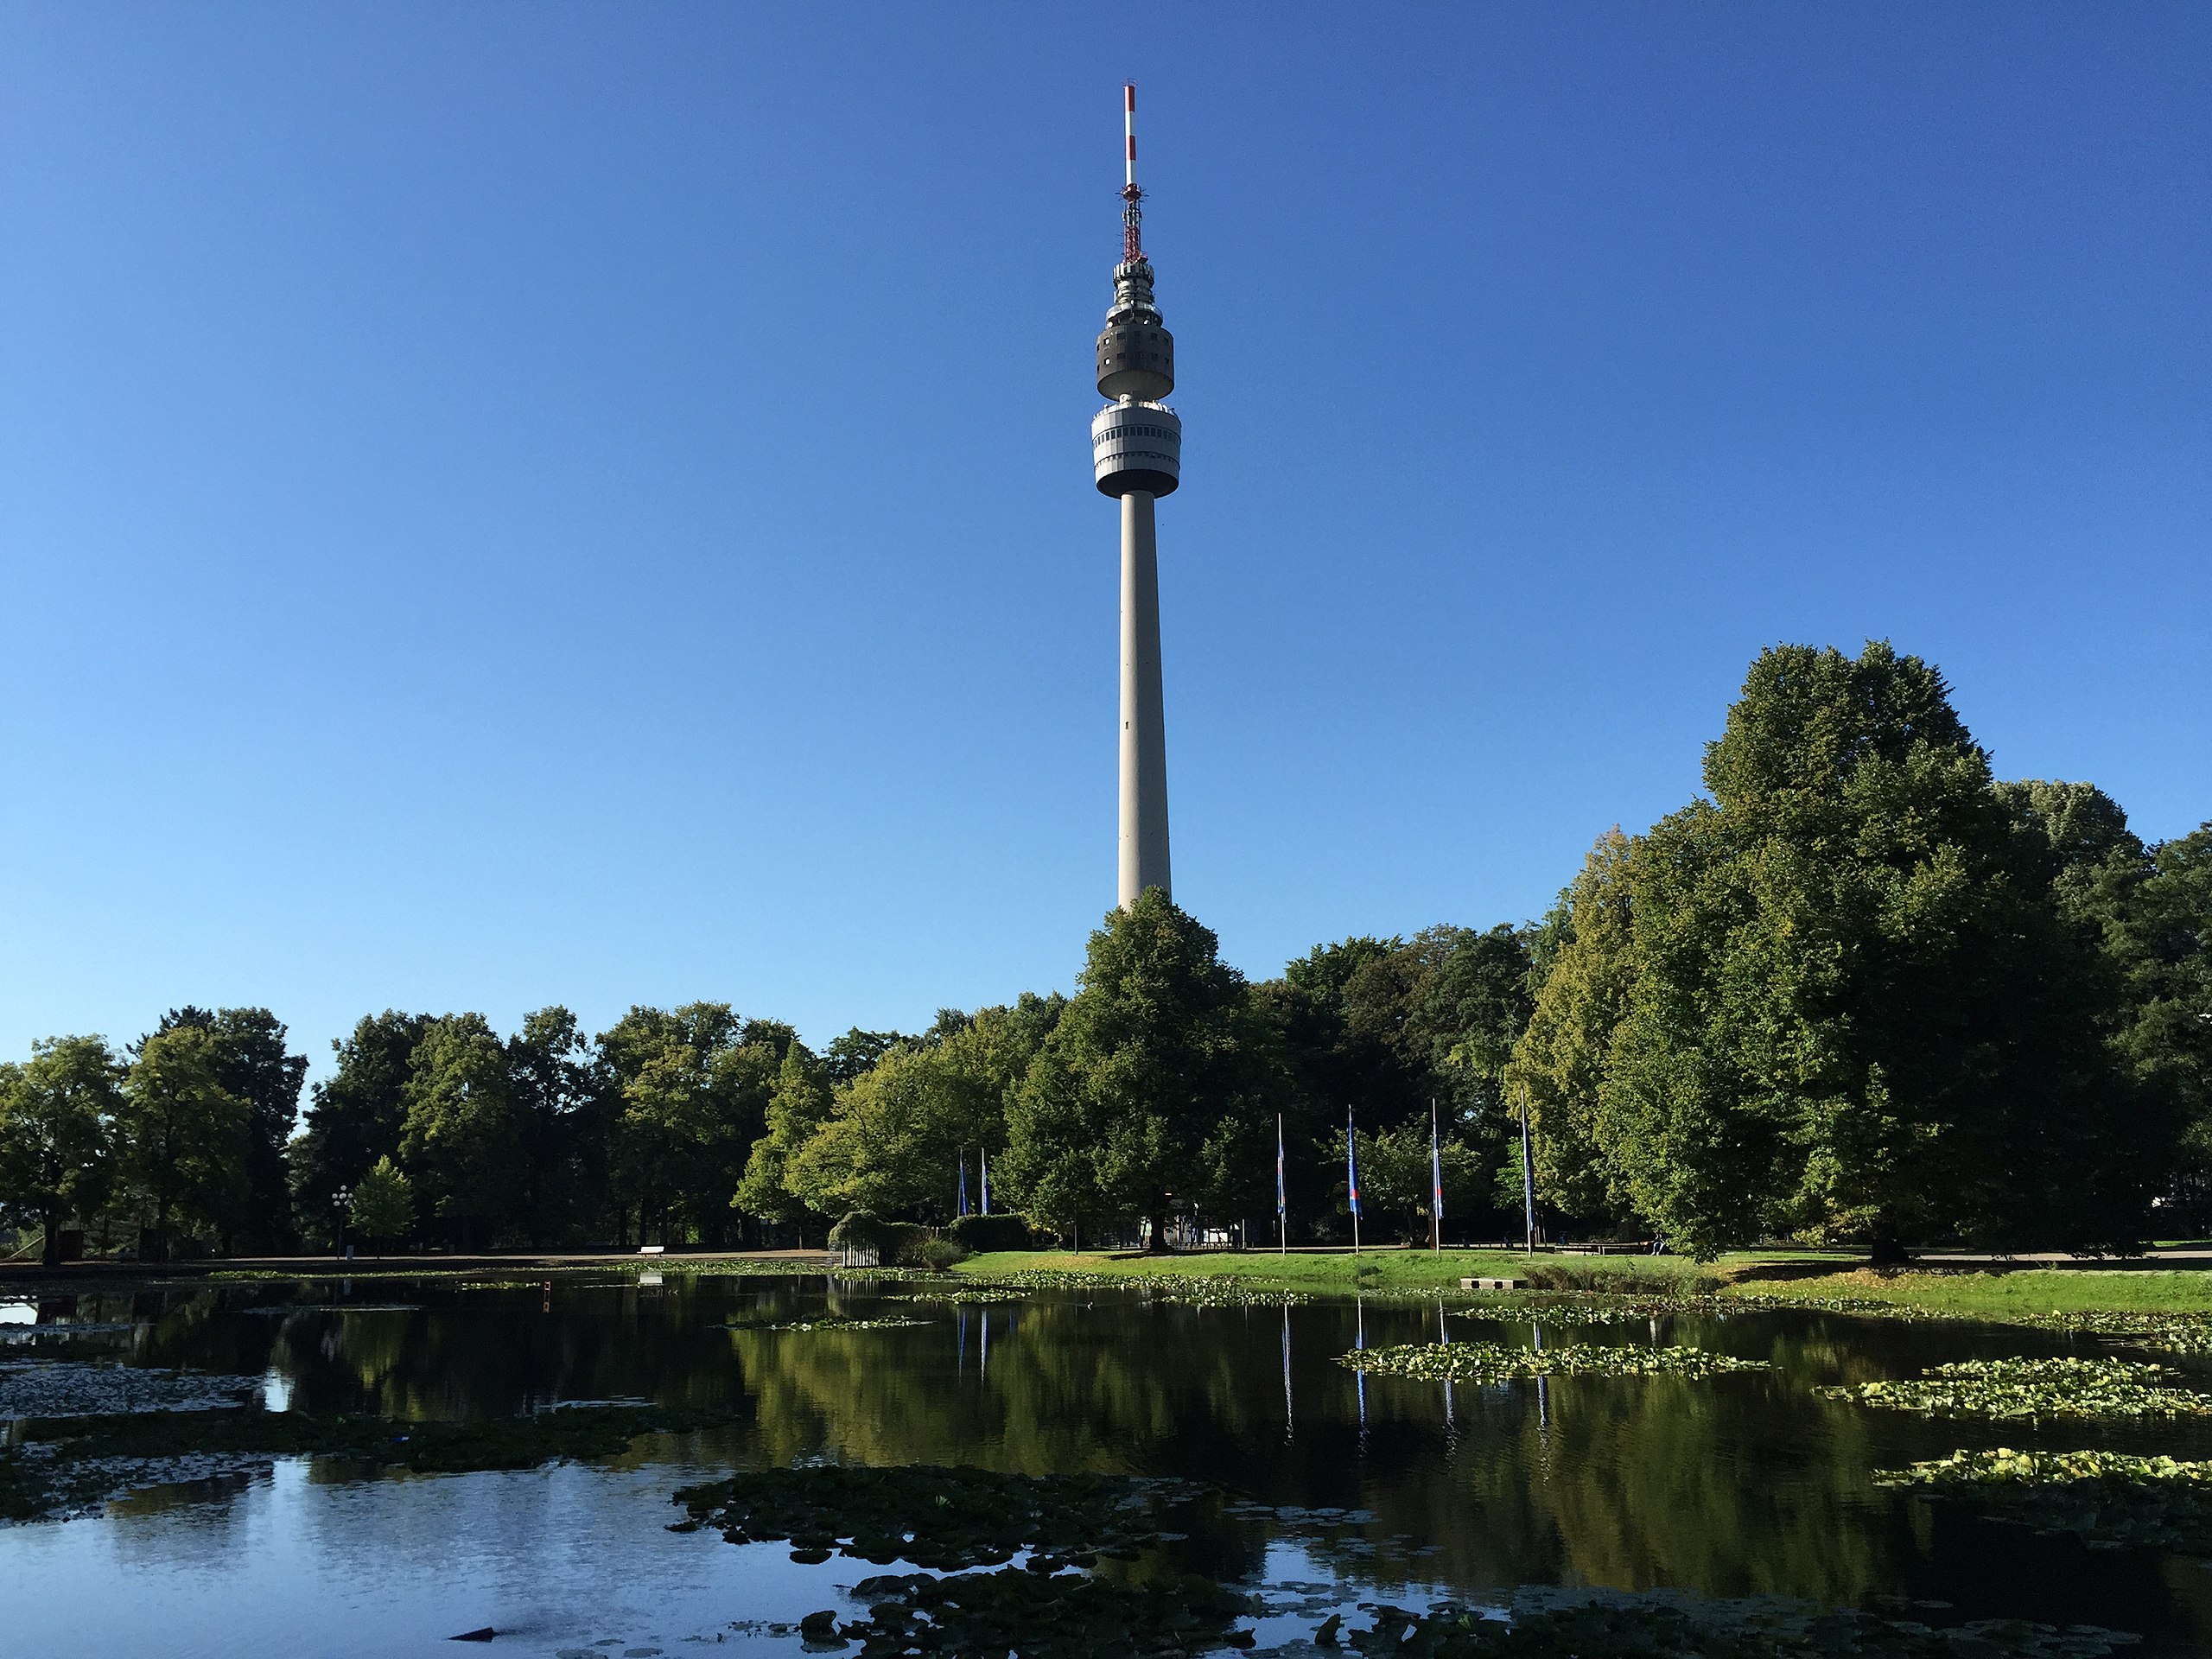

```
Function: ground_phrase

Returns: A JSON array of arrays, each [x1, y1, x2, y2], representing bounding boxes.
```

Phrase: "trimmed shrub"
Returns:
[[827, 1211, 967, 1269], [946, 1214, 1036, 1255], [828, 1211, 888, 1255]]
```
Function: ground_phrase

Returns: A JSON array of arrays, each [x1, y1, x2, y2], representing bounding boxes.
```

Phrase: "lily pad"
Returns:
[[1820, 1357, 2212, 1421], [669, 1463, 1209, 1572], [1877, 1447, 2212, 1554], [724, 1315, 931, 1332], [1, 1402, 747, 1522], [842, 1566, 1250, 1657], [1341, 1342, 1768, 1382], [1319, 1592, 2136, 1656]]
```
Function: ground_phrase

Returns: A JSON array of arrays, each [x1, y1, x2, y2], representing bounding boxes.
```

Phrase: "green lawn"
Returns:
[[952, 1247, 2212, 1317], [956, 1247, 1724, 1295], [1738, 1268, 2212, 1318]]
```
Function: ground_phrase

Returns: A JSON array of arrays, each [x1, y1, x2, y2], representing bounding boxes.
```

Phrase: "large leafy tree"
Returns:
[[735, 1046, 835, 1238], [0, 1035, 123, 1263], [1260, 925, 1534, 1236], [1510, 830, 1642, 1220], [290, 1011, 433, 1243], [399, 1013, 522, 1244], [1349, 1122, 1488, 1246], [785, 1042, 996, 1218], [120, 1024, 252, 1252], [781, 1004, 1052, 1223], [347, 1155, 415, 1253], [1003, 891, 1282, 1249], [149, 1007, 307, 1252], [1536, 642, 2166, 1260], [2005, 786, 2212, 1204], [506, 1006, 590, 1245], [598, 1005, 791, 1246]]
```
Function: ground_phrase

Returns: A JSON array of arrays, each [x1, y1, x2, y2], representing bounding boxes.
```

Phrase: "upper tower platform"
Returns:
[[1092, 84, 1181, 498]]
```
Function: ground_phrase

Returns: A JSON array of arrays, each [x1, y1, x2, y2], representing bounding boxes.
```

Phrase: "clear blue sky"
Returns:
[[3, 5, 2206, 1083]]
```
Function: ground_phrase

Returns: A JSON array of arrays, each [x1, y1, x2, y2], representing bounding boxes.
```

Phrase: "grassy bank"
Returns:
[[951, 1248, 2212, 1318], [1737, 1268, 2212, 1319], [953, 1247, 1726, 1296]]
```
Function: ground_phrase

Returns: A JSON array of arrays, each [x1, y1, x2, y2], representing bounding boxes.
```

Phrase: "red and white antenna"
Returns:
[[1124, 82, 1138, 190], [1121, 82, 1144, 264]]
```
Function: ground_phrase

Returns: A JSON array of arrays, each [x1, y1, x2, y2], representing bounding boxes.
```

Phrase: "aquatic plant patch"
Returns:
[[1727, 1293, 1940, 1322], [0, 1360, 261, 1418], [1876, 1447, 2212, 1554], [1308, 1592, 2137, 1657], [1341, 1341, 1768, 1382], [836, 1565, 1252, 1657], [1158, 1282, 1312, 1308], [669, 1464, 1209, 1572], [1453, 1297, 1705, 1327], [2013, 1311, 2212, 1355], [723, 1314, 931, 1332], [1820, 1357, 2212, 1420], [899, 1288, 1028, 1306], [1, 1402, 748, 1522], [963, 1268, 1309, 1306]]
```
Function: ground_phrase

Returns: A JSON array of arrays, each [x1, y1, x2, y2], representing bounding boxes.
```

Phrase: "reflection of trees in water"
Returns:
[[260, 1280, 798, 1421], [732, 1297, 1897, 1605], [734, 1299, 1264, 1474], [1285, 1313, 1897, 1606], [87, 1278, 2210, 1631]]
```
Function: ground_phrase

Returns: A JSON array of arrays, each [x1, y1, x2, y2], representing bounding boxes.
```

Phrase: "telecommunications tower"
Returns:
[[1091, 83, 1181, 911]]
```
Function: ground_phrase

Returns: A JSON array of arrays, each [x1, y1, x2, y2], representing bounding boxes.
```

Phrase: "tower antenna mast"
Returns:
[[1122, 83, 1143, 263]]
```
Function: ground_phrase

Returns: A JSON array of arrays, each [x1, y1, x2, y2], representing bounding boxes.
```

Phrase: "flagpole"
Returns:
[[1276, 1113, 1287, 1255], [1346, 1107, 1362, 1256], [1430, 1098, 1442, 1253], [1519, 1084, 1538, 1255]]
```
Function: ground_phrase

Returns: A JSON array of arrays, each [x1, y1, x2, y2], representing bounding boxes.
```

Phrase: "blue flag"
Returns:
[[980, 1148, 991, 1217], [1345, 1109, 1360, 1217], [957, 1157, 969, 1217], [1275, 1116, 1286, 1219]]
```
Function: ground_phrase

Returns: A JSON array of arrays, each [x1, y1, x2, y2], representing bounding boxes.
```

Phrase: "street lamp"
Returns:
[[333, 1186, 352, 1259]]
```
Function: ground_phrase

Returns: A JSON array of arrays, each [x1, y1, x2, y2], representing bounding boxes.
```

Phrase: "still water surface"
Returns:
[[5, 1273, 2211, 1656]]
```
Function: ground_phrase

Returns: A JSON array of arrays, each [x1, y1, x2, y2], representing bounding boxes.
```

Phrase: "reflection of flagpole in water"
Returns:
[[1532, 1321, 1549, 1437], [1438, 1298, 1455, 1431], [957, 1308, 968, 1375], [1354, 1294, 1368, 1440], [981, 1309, 990, 1377], [1281, 1300, 1294, 1441]]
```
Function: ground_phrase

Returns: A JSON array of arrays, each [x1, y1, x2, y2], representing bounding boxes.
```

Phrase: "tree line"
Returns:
[[3, 642, 2206, 1264]]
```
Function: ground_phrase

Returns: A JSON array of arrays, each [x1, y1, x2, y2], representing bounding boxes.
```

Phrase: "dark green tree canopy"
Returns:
[[1518, 642, 2169, 1260], [0, 1035, 123, 1264], [1005, 891, 1283, 1245]]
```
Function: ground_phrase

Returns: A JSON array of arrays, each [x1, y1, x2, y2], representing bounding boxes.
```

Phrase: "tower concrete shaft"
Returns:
[[1118, 490, 1171, 908]]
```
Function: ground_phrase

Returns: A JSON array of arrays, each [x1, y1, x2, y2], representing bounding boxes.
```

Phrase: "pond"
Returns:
[[3, 1272, 2210, 1656]]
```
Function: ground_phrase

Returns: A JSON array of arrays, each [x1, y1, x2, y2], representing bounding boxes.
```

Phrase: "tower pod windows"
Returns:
[[1091, 401, 1181, 498], [1096, 321, 1174, 401]]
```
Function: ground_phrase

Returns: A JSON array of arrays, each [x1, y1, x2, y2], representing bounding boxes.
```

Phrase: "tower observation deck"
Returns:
[[1092, 84, 1180, 912]]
